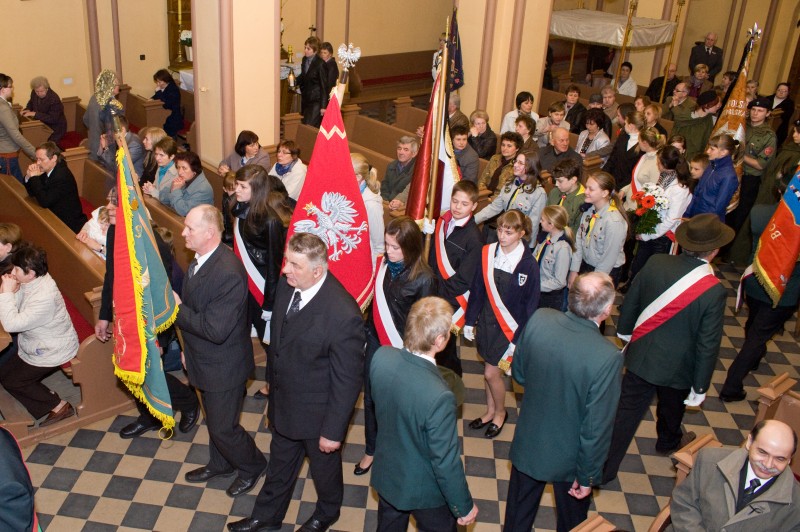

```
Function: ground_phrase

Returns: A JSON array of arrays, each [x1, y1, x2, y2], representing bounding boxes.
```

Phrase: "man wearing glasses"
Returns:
[[664, 82, 696, 122]]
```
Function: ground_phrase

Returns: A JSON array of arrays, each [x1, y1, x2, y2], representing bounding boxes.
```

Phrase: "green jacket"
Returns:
[[369, 347, 473, 517], [671, 113, 715, 160], [510, 309, 622, 487], [744, 122, 777, 177], [547, 184, 586, 235], [619, 253, 727, 392]]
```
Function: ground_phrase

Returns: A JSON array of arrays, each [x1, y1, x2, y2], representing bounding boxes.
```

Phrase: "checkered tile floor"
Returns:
[[22, 263, 800, 531]]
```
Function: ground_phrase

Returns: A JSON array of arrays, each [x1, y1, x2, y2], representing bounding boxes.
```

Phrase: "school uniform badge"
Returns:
[[518, 273, 528, 286]]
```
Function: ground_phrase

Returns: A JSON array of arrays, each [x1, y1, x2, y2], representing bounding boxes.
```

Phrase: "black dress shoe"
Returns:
[[253, 389, 269, 399], [297, 517, 335, 532], [185, 466, 236, 483], [179, 404, 200, 433], [353, 460, 372, 476], [469, 417, 490, 430], [226, 468, 266, 498], [720, 390, 747, 402], [484, 412, 507, 439], [227, 517, 282, 532], [119, 419, 160, 439]]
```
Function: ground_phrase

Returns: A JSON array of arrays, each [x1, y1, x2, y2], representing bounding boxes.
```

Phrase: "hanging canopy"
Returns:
[[550, 9, 676, 49]]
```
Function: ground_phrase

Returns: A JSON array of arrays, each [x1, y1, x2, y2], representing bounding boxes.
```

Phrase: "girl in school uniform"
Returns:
[[568, 171, 628, 288], [464, 210, 540, 439], [533, 205, 575, 311]]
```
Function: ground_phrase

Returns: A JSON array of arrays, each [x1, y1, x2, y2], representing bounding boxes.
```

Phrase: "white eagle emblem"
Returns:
[[293, 192, 368, 261]]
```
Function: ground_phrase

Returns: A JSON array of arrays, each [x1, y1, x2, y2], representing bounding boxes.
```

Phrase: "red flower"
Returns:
[[631, 191, 644, 201], [641, 195, 656, 209], [636, 207, 647, 216]]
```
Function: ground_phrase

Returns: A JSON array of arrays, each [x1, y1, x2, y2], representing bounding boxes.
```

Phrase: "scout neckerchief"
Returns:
[[585, 202, 617, 244], [560, 183, 585, 206]]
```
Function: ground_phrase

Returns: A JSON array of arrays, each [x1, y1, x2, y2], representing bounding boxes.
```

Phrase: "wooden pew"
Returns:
[[393, 96, 428, 134], [143, 197, 192, 271], [180, 88, 195, 123], [62, 96, 83, 133], [125, 92, 171, 133], [350, 115, 415, 161], [17, 115, 53, 169], [76, 156, 110, 210], [672, 433, 723, 486]]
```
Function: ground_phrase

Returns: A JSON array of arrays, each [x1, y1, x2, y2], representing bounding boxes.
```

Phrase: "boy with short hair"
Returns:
[[547, 159, 585, 234], [424, 180, 484, 376], [689, 153, 709, 181]]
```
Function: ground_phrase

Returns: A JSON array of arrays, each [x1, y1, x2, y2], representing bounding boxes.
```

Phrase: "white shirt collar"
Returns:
[[451, 214, 470, 228], [293, 271, 327, 310], [409, 349, 436, 365], [495, 240, 524, 274], [194, 244, 219, 272]]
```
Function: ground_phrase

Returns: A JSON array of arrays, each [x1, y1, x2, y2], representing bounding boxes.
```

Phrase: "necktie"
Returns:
[[286, 290, 302, 319], [739, 478, 761, 509], [186, 259, 198, 280]]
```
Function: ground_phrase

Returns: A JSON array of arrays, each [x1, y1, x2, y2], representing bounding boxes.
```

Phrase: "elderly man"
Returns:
[[381, 135, 419, 201], [663, 82, 696, 122], [0, 73, 37, 182], [21, 76, 67, 146], [229, 233, 365, 532], [600, 86, 619, 124], [671, 420, 800, 530], [539, 127, 582, 174], [645, 63, 680, 103], [176, 206, 267, 498], [506, 272, 622, 532], [370, 297, 478, 531], [602, 214, 734, 483], [689, 32, 724, 82], [448, 92, 470, 132]]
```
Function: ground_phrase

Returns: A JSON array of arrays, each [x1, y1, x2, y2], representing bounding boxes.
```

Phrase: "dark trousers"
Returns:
[[504, 466, 591, 532], [0, 352, 61, 419], [721, 296, 796, 396], [200, 385, 266, 478], [301, 101, 322, 128], [539, 288, 567, 311], [0, 155, 23, 183], [376, 495, 456, 532], [603, 371, 689, 482], [135, 373, 198, 424], [726, 173, 761, 234], [435, 333, 463, 377], [629, 235, 672, 282], [253, 428, 343, 524], [363, 331, 380, 456]]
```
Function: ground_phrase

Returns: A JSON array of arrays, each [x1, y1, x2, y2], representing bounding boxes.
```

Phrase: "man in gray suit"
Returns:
[[506, 272, 622, 532], [174, 205, 266, 498]]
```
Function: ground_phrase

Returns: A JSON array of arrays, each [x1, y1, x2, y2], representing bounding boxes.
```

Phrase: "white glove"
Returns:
[[422, 218, 435, 235], [261, 311, 272, 344], [683, 387, 706, 407], [463, 325, 475, 342]]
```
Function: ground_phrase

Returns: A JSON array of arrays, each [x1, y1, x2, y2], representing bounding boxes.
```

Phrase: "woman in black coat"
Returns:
[[602, 109, 645, 191], [151, 69, 184, 138]]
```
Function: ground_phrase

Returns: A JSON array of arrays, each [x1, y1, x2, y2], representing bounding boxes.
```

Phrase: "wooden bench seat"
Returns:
[[392, 97, 428, 134], [350, 115, 412, 161], [125, 92, 172, 134]]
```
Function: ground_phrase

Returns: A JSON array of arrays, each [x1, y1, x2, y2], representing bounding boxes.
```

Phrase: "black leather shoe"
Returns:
[[720, 390, 747, 403], [297, 517, 335, 532], [226, 468, 266, 498], [656, 431, 697, 455], [469, 417, 490, 430], [179, 404, 200, 433], [119, 419, 159, 439], [484, 412, 507, 439], [253, 389, 269, 399], [185, 466, 235, 483], [353, 460, 372, 476], [227, 517, 282, 532]]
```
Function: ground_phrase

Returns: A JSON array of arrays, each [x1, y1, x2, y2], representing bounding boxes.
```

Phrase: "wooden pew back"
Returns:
[[350, 115, 411, 160], [143, 197, 192, 271], [393, 100, 428, 134], [125, 92, 171, 133]]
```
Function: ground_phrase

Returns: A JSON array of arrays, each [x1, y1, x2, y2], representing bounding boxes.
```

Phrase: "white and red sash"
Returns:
[[233, 218, 265, 307], [622, 262, 718, 344], [482, 243, 518, 343], [736, 264, 754, 312], [372, 257, 404, 348], [435, 214, 470, 328]]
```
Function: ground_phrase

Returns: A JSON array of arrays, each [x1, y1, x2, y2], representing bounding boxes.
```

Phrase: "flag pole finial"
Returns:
[[335, 43, 362, 102]]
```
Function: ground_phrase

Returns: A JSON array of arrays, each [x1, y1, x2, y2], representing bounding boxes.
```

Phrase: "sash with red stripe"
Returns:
[[623, 263, 718, 343], [372, 256, 404, 347], [233, 219, 265, 307], [435, 213, 470, 328], [482, 243, 518, 342]]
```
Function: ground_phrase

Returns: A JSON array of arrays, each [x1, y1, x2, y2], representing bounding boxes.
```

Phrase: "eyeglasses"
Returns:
[[277, 150, 292, 155]]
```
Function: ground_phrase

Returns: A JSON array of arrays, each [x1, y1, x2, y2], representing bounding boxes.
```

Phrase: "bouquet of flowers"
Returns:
[[179, 30, 192, 47], [630, 182, 669, 235]]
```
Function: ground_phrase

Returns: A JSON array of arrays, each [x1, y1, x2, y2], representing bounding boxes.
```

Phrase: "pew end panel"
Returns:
[[756, 372, 798, 423], [672, 433, 722, 487], [19, 118, 54, 168], [62, 96, 83, 133], [143, 197, 192, 272], [571, 514, 618, 531], [126, 92, 171, 133]]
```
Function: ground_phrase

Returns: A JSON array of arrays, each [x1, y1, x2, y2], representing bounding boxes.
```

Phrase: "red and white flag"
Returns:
[[286, 89, 377, 309]]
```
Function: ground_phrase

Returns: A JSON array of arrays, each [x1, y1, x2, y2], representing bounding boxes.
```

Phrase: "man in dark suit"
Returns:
[[671, 420, 800, 530], [505, 272, 622, 532], [297, 36, 328, 127], [645, 63, 680, 103], [689, 32, 723, 82], [228, 233, 365, 532], [370, 297, 478, 531], [23, 141, 87, 233], [175, 205, 267, 498], [0, 426, 37, 531], [603, 214, 734, 483]]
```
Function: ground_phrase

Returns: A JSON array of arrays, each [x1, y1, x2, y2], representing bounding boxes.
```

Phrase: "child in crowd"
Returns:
[[535, 102, 570, 148], [668, 134, 687, 155], [464, 210, 539, 439], [546, 159, 585, 234], [0, 223, 23, 267], [423, 180, 485, 376], [221, 171, 237, 246], [533, 205, 574, 311], [76, 206, 110, 258], [689, 153, 709, 181]]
